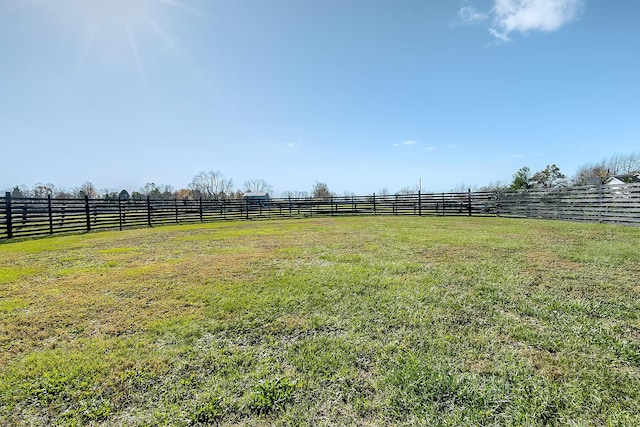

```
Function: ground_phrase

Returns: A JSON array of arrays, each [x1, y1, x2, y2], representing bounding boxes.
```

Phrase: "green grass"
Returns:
[[1, 216, 639, 426]]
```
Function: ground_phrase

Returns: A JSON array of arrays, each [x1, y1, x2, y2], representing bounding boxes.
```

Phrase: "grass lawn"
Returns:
[[1, 216, 639, 426]]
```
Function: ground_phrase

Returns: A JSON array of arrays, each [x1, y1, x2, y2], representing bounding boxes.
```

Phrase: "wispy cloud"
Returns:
[[457, 0, 585, 42], [489, 28, 510, 42], [458, 5, 488, 25], [510, 153, 526, 158], [425, 146, 437, 151], [394, 140, 418, 147]]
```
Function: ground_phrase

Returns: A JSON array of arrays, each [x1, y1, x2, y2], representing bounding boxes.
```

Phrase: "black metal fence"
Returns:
[[2, 184, 639, 239]]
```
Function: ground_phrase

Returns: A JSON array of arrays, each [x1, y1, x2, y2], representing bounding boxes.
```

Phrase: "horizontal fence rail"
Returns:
[[2, 184, 639, 239]]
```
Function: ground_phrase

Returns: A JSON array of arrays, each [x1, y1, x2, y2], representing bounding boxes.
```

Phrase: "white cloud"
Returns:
[[286, 142, 295, 148], [492, 0, 584, 40], [510, 153, 526, 158], [458, 5, 488, 24], [458, 0, 584, 42]]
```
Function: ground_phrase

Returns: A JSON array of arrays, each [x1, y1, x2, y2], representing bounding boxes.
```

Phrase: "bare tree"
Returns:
[[573, 162, 608, 186], [396, 185, 419, 195], [141, 182, 161, 199], [75, 182, 98, 198], [607, 152, 640, 176], [243, 179, 273, 193], [32, 183, 56, 198], [312, 181, 332, 199], [450, 183, 471, 193], [219, 178, 234, 199], [282, 190, 309, 199], [189, 171, 234, 200], [160, 185, 176, 199], [141, 183, 176, 200], [574, 153, 640, 185], [54, 189, 74, 199]]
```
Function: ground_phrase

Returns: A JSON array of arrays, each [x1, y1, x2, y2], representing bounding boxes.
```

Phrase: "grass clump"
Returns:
[[1, 217, 640, 425], [249, 376, 297, 414]]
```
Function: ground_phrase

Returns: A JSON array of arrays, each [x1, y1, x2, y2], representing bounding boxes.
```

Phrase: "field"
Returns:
[[1, 216, 639, 426]]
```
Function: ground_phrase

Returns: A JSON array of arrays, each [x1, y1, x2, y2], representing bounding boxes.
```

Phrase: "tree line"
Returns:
[[507, 152, 639, 191], [5, 152, 639, 201], [453, 152, 640, 192], [3, 171, 337, 201]]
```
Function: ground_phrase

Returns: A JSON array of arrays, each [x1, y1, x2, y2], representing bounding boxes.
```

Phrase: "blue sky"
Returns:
[[1, 0, 639, 196]]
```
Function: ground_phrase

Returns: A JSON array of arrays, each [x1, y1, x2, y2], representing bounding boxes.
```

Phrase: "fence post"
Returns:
[[147, 196, 152, 227], [83, 196, 91, 232], [199, 197, 203, 222], [5, 192, 12, 239], [175, 198, 179, 223], [245, 198, 249, 220], [118, 198, 123, 230], [331, 196, 334, 216], [598, 185, 604, 223], [47, 195, 53, 234], [418, 191, 422, 216], [468, 189, 472, 217], [289, 196, 292, 217], [373, 193, 376, 215]]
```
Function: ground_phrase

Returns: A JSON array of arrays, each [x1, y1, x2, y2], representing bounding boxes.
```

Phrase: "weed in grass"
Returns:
[[249, 376, 297, 414], [192, 396, 225, 423]]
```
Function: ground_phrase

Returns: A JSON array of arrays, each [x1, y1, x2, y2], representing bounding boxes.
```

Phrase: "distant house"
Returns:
[[243, 192, 270, 204], [605, 176, 626, 186], [604, 173, 640, 185]]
